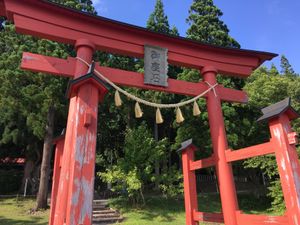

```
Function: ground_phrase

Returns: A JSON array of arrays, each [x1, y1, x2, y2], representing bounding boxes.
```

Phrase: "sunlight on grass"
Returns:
[[0, 197, 49, 225]]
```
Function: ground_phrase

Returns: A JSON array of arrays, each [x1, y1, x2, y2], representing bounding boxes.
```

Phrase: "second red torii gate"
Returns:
[[0, 1, 291, 225], [178, 97, 300, 225]]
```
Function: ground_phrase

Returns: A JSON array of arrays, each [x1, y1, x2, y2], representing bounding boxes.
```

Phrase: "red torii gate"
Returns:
[[178, 97, 300, 225], [1, 1, 299, 225]]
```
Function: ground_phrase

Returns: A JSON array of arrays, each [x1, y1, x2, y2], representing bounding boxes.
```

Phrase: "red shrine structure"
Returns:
[[0, 1, 299, 225]]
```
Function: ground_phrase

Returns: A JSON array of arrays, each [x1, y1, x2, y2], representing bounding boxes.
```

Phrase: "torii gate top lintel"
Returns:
[[0, 0, 277, 77]]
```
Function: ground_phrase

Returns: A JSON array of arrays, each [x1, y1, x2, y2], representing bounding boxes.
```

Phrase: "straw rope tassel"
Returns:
[[156, 108, 164, 124], [114, 90, 122, 107], [135, 102, 143, 118], [193, 101, 201, 116], [176, 107, 185, 123]]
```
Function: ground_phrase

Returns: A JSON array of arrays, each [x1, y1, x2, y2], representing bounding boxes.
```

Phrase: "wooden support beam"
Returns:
[[193, 211, 224, 223], [236, 211, 288, 225], [22, 52, 74, 77], [181, 145, 199, 225], [21, 52, 248, 103], [190, 156, 215, 170], [49, 135, 65, 225], [225, 142, 274, 162]]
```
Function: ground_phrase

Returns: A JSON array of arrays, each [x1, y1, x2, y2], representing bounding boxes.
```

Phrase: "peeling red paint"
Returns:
[[269, 115, 300, 225], [52, 40, 104, 225]]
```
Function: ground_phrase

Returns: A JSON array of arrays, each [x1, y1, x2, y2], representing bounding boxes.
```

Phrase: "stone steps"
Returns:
[[92, 199, 123, 225], [93, 209, 118, 214]]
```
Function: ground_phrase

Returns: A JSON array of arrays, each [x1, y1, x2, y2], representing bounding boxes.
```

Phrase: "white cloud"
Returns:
[[91, 0, 108, 14]]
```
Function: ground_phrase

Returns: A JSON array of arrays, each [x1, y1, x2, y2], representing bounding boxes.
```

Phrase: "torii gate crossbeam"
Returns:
[[0, 0, 276, 77]]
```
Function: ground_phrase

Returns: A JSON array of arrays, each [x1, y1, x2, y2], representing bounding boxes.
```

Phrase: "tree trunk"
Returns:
[[154, 122, 160, 190], [36, 106, 55, 210], [20, 159, 34, 194]]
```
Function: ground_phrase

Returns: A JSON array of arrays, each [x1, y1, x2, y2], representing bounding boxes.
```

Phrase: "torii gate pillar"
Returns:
[[53, 39, 107, 225], [50, 133, 65, 225], [202, 67, 239, 225], [268, 110, 300, 224]]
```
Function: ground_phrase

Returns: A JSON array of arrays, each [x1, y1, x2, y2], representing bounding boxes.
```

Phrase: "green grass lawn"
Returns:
[[109, 193, 275, 225], [0, 197, 49, 225], [0, 194, 276, 225]]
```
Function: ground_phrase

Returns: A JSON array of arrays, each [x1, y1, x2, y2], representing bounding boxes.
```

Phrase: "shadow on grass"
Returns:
[[140, 197, 185, 222], [110, 194, 223, 223], [0, 216, 47, 225], [109, 193, 274, 224], [198, 194, 222, 213], [238, 194, 273, 214], [110, 196, 186, 222]]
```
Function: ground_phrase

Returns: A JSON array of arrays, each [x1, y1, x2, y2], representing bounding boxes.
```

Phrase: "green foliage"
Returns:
[[186, 0, 240, 48], [98, 123, 169, 204], [267, 180, 285, 213], [280, 55, 296, 78], [147, 0, 179, 36], [244, 65, 300, 134], [157, 165, 183, 198], [100, 166, 142, 201], [244, 64, 300, 211], [0, 25, 67, 149], [0, 0, 96, 147], [244, 156, 278, 179], [122, 123, 167, 176], [49, 0, 96, 14], [96, 98, 127, 166], [177, 69, 200, 82]]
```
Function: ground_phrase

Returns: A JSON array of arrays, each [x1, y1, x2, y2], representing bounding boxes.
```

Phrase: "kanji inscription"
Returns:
[[144, 45, 168, 87]]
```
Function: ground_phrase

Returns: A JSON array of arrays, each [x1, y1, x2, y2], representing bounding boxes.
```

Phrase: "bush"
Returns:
[[267, 180, 285, 213], [158, 166, 183, 198], [98, 123, 169, 205], [99, 166, 143, 203]]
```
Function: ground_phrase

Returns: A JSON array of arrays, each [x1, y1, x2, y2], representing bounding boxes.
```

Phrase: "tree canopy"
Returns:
[[147, 0, 178, 36], [186, 0, 240, 48]]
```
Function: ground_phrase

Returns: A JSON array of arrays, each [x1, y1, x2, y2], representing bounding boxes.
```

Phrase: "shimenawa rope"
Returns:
[[75, 57, 218, 109]]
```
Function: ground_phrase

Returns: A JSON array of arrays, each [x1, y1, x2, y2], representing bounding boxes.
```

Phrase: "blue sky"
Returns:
[[92, 0, 300, 73]]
